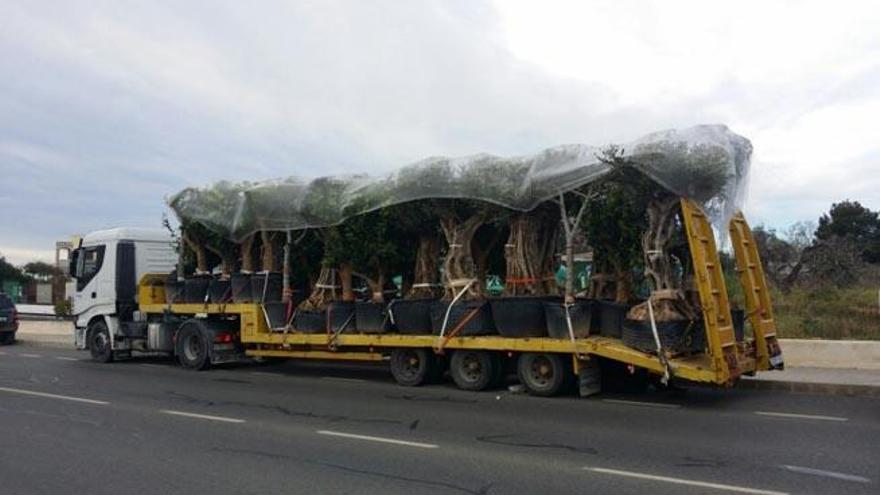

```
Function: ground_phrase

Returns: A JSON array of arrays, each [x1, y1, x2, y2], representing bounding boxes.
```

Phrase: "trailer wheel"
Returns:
[[517, 353, 570, 397], [390, 348, 435, 386], [87, 320, 113, 363], [450, 350, 497, 391], [176, 320, 211, 371]]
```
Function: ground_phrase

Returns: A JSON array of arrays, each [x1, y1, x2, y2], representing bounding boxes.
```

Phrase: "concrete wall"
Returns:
[[779, 339, 880, 370]]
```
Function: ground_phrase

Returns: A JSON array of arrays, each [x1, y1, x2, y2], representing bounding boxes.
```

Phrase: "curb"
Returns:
[[739, 378, 880, 399], [14, 333, 73, 349]]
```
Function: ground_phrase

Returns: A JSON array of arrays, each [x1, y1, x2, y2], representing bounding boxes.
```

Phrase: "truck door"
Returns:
[[73, 244, 110, 317]]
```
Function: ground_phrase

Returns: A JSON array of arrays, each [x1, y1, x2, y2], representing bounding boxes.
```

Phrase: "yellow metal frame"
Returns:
[[137, 202, 784, 388], [728, 211, 782, 371], [680, 199, 740, 384]]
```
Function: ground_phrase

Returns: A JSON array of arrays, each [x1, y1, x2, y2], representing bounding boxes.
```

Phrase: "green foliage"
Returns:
[[54, 298, 72, 317], [816, 200, 880, 263], [23, 261, 59, 280], [0, 255, 26, 283], [630, 141, 731, 203]]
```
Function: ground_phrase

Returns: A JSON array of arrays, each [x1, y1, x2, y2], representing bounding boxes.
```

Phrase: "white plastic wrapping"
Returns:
[[169, 124, 751, 240]]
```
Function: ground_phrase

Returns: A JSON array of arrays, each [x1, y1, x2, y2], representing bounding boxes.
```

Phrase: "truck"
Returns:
[[70, 200, 784, 397]]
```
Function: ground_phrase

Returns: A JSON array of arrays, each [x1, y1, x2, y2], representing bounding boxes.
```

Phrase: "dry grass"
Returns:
[[771, 285, 880, 340]]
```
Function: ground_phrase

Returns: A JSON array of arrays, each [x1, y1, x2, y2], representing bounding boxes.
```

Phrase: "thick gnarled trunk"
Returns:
[[300, 266, 339, 310], [503, 214, 554, 296], [440, 214, 486, 300], [407, 234, 441, 299]]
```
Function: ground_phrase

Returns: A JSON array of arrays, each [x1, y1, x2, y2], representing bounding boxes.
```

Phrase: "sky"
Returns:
[[1, 0, 879, 264]]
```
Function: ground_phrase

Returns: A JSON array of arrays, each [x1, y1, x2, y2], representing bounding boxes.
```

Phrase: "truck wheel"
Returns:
[[0, 332, 15, 345], [88, 320, 114, 363], [450, 350, 496, 391], [390, 348, 436, 386], [176, 321, 211, 371], [517, 353, 571, 397]]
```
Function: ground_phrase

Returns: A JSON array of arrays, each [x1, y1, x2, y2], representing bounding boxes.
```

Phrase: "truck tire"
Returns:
[[517, 353, 571, 397], [0, 332, 15, 345], [390, 348, 437, 386], [450, 350, 497, 391], [176, 320, 211, 371], [88, 320, 114, 363]]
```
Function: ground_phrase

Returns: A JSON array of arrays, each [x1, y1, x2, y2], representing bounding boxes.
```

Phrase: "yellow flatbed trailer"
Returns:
[[135, 200, 783, 394]]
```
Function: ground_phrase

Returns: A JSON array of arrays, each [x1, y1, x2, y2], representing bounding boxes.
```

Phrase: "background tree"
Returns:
[[0, 256, 26, 285], [816, 200, 880, 263], [23, 261, 60, 281]]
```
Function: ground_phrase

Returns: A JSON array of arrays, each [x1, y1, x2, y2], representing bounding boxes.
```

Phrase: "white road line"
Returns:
[[780, 465, 871, 484], [159, 409, 246, 423], [0, 351, 7, 355], [317, 430, 438, 449], [55, 356, 78, 361], [583, 467, 788, 495], [755, 411, 848, 422], [140, 364, 166, 368], [602, 399, 680, 409], [19, 353, 42, 358], [0, 386, 109, 405], [321, 376, 365, 383]]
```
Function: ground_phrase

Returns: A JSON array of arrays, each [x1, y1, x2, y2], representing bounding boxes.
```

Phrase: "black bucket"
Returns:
[[490, 297, 548, 337], [356, 301, 391, 333], [164, 274, 183, 304], [328, 302, 356, 333], [293, 302, 356, 334], [389, 299, 434, 335], [251, 272, 283, 303], [183, 275, 211, 303], [430, 300, 496, 336], [731, 308, 745, 342], [231, 273, 253, 303], [621, 318, 702, 354], [264, 301, 293, 330], [292, 308, 325, 333], [543, 300, 593, 339], [598, 301, 630, 338], [208, 276, 231, 303]]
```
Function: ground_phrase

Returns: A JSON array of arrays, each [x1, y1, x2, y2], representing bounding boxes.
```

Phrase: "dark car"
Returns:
[[0, 293, 19, 345]]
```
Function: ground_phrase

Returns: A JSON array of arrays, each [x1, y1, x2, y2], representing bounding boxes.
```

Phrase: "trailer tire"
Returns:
[[517, 353, 571, 397], [390, 348, 436, 387], [88, 320, 113, 363], [450, 350, 496, 391], [176, 320, 211, 371]]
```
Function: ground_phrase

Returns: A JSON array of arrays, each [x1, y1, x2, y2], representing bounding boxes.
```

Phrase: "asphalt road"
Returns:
[[1, 343, 877, 495]]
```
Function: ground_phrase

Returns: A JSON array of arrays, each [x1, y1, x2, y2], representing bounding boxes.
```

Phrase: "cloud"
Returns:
[[0, 0, 878, 263]]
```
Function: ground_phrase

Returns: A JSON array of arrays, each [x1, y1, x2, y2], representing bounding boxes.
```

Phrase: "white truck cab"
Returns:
[[70, 228, 177, 353]]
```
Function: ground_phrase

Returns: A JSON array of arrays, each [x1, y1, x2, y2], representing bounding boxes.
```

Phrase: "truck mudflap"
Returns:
[[74, 326, 87, 350]]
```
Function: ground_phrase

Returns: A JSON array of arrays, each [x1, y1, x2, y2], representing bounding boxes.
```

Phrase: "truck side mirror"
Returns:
[[69, 249, 79, 278]]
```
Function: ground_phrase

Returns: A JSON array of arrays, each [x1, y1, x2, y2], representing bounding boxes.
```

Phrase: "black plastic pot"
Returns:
[[264, 301, 292, 330], [292, 308, 325, 333], [731, 308, 745, 342], [598, 301, 631, 338], [430, 300, 496, 336], [183, 275, 211, 303], [356, 301, 391, 333], [208, 276, 231, 303], [389, 299, 434, 335], [621, 318, 703, 354], [543, 300, 593, 339], [292, 302, 356, 334], [490, 297, 548, 338], [164, 274, 183, 304], [251, 272, 283, 303], [231, 273, 253, 303]]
